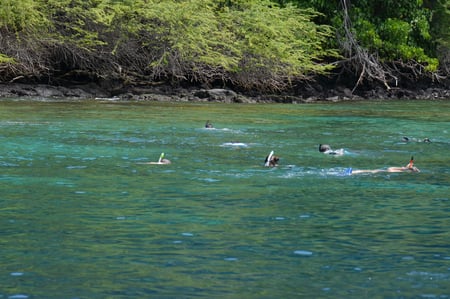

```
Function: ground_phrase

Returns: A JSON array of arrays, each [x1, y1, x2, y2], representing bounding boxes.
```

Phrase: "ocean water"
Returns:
[[1, 98, 449, 298]]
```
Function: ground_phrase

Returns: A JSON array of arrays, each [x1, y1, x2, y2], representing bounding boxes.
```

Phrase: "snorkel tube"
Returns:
[[158, 152, 165, 163], [407, 156, 420, 172], [265, 151, 274, 167], [407, 156, 414, 169]]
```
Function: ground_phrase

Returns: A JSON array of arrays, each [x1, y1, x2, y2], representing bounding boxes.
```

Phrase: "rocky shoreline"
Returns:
[[0, 81, 449, 103]]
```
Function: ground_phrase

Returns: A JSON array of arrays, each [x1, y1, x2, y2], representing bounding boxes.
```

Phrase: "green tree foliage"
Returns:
[[0, 0, 51, 79], [0, 0, 49, 34], [0, 0, 335, 90], [42, 0, 106, 47], [96, 0, 335, 89], [351, 0, 439, 71], [221, 0, 336, 89], [0, 53, 15, 64], [278, 0, 448, 81], [426, 0, 450, 73], [1, 0, 447, 89], [0, 0, 49, 67], [101, 0, 243, 82]]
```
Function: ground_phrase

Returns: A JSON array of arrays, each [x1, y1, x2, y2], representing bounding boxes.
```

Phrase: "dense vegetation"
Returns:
[[0, 0, 449, 92], [278, 0, 450, 90]]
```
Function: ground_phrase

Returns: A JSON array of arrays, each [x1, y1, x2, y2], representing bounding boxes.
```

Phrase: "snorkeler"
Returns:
[[205, 120, 213, 128], [347, 156, 419, 175], [144, 153, 172, 165], [319, 144, 344, 156], [402, 136, 431, 143], [264, 151, 279, 167]]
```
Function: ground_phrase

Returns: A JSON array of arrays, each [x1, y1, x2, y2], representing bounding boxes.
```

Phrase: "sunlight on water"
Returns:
[[1, 98, 449, 298]]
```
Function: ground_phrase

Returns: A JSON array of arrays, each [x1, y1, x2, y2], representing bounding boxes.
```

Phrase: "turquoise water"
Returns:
[[1, 98, 449, 298]]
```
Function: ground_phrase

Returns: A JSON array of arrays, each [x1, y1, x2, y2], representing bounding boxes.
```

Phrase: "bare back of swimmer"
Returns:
[[319, 144, 344, 156], [348, 156, 420, 175]]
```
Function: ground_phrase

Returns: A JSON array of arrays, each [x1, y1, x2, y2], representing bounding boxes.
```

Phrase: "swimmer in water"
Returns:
[[347, 156, 419, 175], [402, 136, 431, 143], [205, 120, 213, 128], [144, 152, 171, 165], [157, 158, 171, 164], [319, 144, 344, 156], [264, 152, 280, 167]]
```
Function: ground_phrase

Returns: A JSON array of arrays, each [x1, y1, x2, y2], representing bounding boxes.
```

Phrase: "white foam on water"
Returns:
[[294, 250, 313, 256]]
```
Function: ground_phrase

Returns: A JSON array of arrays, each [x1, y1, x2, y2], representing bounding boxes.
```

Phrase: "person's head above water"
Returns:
[[391, 156, 419, 172], [319, 144, 331, 153], [319, 144, 344, 156], [402, 136, 431, 143], [265, 155, 279, 167], [264, 151, 279, 167], [389, 156, 420, 172], [205, 120, 213, 128], [157, 152, 171, 164], [159, 158, 171, 164]]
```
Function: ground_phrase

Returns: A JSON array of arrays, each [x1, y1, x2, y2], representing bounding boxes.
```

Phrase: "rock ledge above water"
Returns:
[[0, 82, 449, 103]]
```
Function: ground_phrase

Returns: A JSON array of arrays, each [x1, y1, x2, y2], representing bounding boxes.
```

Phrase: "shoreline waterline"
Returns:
[[1, 82, 449, 103]]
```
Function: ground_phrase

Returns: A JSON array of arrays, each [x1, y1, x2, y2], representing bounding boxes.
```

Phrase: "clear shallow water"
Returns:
[[1, 98, 449, 298]]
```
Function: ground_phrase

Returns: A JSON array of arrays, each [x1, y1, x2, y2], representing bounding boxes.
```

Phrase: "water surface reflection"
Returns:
[[1, 99, 449, 298]]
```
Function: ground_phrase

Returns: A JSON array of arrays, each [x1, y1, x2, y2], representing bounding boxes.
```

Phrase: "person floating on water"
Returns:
[[319, 144, 344, 156], [402, 136, 431, 143], [264, 150, 279, 167], [205, 120, 213, 128], [145, 152, 171, 165], [157, 152, 171, 164], [346, 156, 419, 175]]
